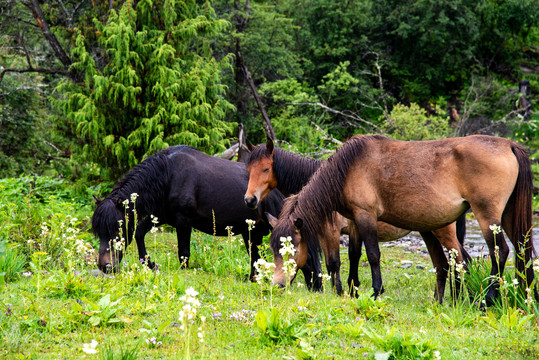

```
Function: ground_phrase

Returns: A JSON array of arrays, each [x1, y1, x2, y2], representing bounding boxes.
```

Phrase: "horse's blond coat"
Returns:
[[270, 135, 535, 305]]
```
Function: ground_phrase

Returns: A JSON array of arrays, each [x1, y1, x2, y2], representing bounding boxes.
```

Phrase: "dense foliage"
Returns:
[[52, 0, 235, 179], [1, 0, 538, 175]]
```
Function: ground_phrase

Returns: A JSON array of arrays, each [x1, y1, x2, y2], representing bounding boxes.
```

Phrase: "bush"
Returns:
[[382, 103, 450, 141]]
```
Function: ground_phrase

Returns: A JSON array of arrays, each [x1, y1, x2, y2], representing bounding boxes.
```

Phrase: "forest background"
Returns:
[[1, 0, 538, 184]]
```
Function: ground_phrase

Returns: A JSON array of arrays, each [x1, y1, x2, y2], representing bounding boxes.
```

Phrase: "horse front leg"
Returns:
[[355, 213, 383, 298], [134, 217, 156, 269], [176, 225, 192, 268], [347, 226, 362, 297], [420, 231, 449, 304], [319, 222, 342, 295], [242, 228, 264, 282]]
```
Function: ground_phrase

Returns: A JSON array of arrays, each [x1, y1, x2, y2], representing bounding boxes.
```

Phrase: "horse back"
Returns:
[[164, 147, 275, 235], [342, 135, 520, 230]]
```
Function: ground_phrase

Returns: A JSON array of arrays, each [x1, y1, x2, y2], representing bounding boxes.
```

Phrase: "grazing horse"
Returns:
[[245, 139, 469, 301], [92, 145, 322, 286], [269, 135, 536, 306]]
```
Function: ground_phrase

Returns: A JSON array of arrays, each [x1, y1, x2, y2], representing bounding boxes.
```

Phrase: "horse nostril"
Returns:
[[245, 196, 258, 209]]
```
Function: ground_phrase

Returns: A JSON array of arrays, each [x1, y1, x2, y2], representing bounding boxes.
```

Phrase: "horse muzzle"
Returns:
[[244, 195, 259, 209]]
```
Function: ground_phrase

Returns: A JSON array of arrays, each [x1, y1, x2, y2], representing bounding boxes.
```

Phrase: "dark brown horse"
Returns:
[[92, 145, 322, 286], [269, 135, 536, 305], [245, 139, 469, 300]]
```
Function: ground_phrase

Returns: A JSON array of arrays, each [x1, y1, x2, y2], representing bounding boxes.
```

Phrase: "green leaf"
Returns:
[[89, 316, 101, 326], [255, 310, 268, 332]]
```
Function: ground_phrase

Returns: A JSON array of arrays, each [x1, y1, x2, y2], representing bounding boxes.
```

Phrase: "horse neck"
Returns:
[[273, 148, 321, 196], [110, 156, 169, 217]]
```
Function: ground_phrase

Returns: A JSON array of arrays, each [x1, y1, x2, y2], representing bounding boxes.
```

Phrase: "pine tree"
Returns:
[[54, 0, 235, 179]]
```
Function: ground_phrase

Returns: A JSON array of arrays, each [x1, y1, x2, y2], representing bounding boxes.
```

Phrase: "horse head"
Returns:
[[92, 197, 134, 273], [266, 199, 310, 288], [245, 138, 277, 209]]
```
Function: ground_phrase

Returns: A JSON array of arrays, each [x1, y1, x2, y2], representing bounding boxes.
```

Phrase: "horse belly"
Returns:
[[379, 197, 467, 232]]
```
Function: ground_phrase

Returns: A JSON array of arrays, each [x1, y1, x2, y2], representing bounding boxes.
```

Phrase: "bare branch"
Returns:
[[27, 0, 72, 69], [290, 102, 383, 133], [237, 52, 276, 141], [310, 121, 343, 146], [0, 66, 67, 83]]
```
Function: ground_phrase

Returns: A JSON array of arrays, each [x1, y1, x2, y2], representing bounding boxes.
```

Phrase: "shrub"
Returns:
[[382, 103, 450, 141]]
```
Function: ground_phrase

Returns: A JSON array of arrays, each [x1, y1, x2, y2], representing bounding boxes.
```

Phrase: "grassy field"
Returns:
[[1, 176, 538, 359], [1, 228, 538, 360]]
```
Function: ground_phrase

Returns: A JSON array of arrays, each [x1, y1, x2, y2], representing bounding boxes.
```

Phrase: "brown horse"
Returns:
[[269, 135, 536, 306], [245, 139, 469, 300]]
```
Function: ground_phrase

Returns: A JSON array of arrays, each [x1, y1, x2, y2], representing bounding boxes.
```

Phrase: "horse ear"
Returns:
[[93, 195, 102, 206], [294, 218, 303, 230], [266, 138, 274, 155], [265, 212, 278, 228], [246, 140, 255, 152]]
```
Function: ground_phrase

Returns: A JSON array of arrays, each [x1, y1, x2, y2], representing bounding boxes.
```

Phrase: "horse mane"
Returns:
[[272, 147, 322, 196], [92, 145, 193, 241], [270, 135, 388, 252], [247, 145, 321, 196]]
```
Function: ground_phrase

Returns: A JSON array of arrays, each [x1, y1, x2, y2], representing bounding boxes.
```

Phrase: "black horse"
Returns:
[[92, 145, 322, 286]]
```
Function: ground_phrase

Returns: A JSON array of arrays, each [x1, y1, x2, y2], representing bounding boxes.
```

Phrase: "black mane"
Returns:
[[92, 145, 193, 241]]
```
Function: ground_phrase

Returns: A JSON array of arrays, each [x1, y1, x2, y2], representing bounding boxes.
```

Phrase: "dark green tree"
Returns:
[[54, 0, 235, 179]]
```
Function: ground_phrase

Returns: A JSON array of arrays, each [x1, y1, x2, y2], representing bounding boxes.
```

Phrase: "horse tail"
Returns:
[[507, 143, 535, 289]]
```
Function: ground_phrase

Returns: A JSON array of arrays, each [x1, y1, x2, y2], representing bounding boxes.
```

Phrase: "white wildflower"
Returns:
[[489, 224, 501, 235], [81, 340, 98, 354], [245, 219, 256, 231], [279, 236, 296, 257]]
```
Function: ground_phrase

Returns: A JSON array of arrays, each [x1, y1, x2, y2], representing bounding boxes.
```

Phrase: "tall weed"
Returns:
[[0, 238, 26, 283]]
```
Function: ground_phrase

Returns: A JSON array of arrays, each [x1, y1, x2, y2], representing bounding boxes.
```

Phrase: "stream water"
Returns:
[[380, 216, 539, 260]]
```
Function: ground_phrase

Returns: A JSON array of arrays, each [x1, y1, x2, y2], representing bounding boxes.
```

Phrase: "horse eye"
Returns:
[[263, 168, 270, 173]]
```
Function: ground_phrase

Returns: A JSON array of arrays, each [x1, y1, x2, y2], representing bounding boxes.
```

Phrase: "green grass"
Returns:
[[0, 229, 538, 359], [0, 176, 538, 359]]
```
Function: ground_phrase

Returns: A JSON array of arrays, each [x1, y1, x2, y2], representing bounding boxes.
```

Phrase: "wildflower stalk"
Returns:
[[179, 287, 201, 360], [279, 236, 297, 292], [254, 258, 275, 307], [246, 219, 256, 278]]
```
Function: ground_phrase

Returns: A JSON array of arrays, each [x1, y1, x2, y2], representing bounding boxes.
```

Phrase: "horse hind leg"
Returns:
[[475, 213, 510, 306], [502, 201, 538, 301]]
